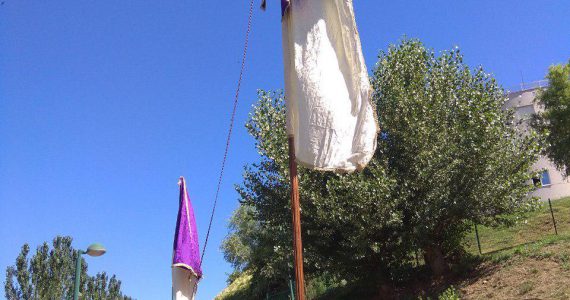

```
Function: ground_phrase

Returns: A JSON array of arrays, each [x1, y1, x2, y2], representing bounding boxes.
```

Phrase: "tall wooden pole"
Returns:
[[288, 136, 305, 300]]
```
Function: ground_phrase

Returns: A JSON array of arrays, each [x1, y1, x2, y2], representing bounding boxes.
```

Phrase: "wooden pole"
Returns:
[[288, 136, 305, 300]]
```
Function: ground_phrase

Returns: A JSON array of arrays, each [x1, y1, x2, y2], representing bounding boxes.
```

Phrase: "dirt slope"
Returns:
[[459, 239, 570, 300]]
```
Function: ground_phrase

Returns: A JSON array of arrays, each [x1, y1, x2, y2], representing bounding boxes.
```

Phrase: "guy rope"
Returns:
[[200, 0, 256, 265]]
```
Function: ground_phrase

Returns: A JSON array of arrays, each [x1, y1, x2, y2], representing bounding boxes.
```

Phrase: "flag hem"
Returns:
[[172, 263, 201, 280]]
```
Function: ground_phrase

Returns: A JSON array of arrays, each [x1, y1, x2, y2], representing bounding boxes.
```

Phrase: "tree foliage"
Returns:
[[533, 60, 570, 177], [4, 236, 133, 300], [372, 40, 540, 274], [221, 39, 540, 296]]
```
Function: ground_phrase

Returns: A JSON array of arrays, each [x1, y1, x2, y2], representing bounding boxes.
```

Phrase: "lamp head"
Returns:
[[85, 243, 106, 257]]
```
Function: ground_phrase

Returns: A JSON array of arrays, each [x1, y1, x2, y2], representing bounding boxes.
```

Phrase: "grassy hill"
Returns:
[[458, 234, 570, 299], [214, 272, 254, 300], [465, 197, 570, 255], [216, 197, 570, 299], [456, 196, 570, 299]]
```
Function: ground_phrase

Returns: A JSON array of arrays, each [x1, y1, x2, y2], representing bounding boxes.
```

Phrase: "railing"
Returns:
[[507, 80, 549, 93]]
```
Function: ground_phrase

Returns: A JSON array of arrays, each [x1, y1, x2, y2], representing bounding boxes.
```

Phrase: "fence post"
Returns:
[[548, 198, 558, 235], [289, 277, 295, 300], [474, 224, 482, 254]]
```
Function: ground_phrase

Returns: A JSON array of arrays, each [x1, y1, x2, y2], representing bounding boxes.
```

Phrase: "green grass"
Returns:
[[214, 272, 253, 300], [466, 197, 570, 255], [484, 234, 570, 264]]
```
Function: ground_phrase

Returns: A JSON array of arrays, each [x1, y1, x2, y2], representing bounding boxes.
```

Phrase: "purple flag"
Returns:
[[172, 177, 202, 278], [281, 0, 290, 15], [260, 0, 290, 16]]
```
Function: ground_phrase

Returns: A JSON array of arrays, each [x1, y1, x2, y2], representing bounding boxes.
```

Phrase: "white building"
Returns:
[[504, 81, 570, 200]]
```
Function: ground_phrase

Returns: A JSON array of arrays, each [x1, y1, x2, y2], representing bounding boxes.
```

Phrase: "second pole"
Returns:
[[288, 136, 305, 300]]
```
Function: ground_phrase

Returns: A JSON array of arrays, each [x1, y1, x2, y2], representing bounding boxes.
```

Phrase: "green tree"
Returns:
[[373, 40, 540, 274], [224, 90, 405, 296], [4, 236, 133, 300], [221, 204, 258, 284], [533, 60, 570, 177], [222, 39, 541, 295]]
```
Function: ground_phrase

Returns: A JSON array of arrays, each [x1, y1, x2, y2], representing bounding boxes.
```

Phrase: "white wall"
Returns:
[[506, 88, 570, 201]]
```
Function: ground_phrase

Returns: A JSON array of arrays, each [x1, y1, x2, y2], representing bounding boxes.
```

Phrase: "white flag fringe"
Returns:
[[282, 0, 378, 173]]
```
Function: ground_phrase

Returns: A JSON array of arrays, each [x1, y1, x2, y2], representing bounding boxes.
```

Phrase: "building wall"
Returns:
[[505, 88, 570, 200]]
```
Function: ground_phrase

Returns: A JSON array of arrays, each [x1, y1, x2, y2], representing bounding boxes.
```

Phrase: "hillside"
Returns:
[[459, 235, 570, 299], [217, 197, 570, 299]]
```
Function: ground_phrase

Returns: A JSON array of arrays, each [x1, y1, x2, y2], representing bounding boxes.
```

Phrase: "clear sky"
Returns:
[[1, 1, 568, 299]]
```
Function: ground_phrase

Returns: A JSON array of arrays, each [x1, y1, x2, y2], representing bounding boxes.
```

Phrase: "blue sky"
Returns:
[[1, 1, 568, 299]]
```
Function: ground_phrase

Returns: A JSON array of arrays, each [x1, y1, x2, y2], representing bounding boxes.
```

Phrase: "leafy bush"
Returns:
[[438, 286, 460, 300]]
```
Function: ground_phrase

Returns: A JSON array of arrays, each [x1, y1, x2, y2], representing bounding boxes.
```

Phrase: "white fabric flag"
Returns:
[[282, 0, 378, 173], [172, 267, 198, 300]]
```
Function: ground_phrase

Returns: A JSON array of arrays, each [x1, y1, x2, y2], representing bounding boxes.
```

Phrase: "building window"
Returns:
[[532, 170, 552, 187], [516, 105, 536, 121], [541, 170, 552, 186]]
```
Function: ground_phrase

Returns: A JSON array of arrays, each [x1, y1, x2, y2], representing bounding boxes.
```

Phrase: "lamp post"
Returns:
[[73, 243, 106, 300]]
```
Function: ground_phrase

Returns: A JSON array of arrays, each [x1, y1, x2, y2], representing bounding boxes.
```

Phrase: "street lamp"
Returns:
[[73, 243, 106, 300]]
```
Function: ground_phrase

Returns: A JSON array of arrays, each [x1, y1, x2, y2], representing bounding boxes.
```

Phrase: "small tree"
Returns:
[[372, 40, 541, 275], [4, 236, 133, 300], [533, 60, 570, 177]]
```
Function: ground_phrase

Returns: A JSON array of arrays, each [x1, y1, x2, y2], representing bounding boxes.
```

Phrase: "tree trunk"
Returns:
[[375, 283, 395, 300], [423, 245, 449, 276]]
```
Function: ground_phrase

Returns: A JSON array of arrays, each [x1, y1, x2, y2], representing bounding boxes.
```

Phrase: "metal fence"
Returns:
[[471, 197, 570, 255], [266, 279, 295, 300]]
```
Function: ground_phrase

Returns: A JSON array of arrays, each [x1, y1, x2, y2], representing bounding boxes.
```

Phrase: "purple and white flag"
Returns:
[[172, 177, 202, 300]]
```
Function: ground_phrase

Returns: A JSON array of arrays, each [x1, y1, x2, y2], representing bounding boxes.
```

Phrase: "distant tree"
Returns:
[[4, 236, 133, 300], [533, 60, 570, 177]]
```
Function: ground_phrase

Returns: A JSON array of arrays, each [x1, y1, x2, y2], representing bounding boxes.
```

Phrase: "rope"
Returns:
[[200, 0, 255, 265]]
